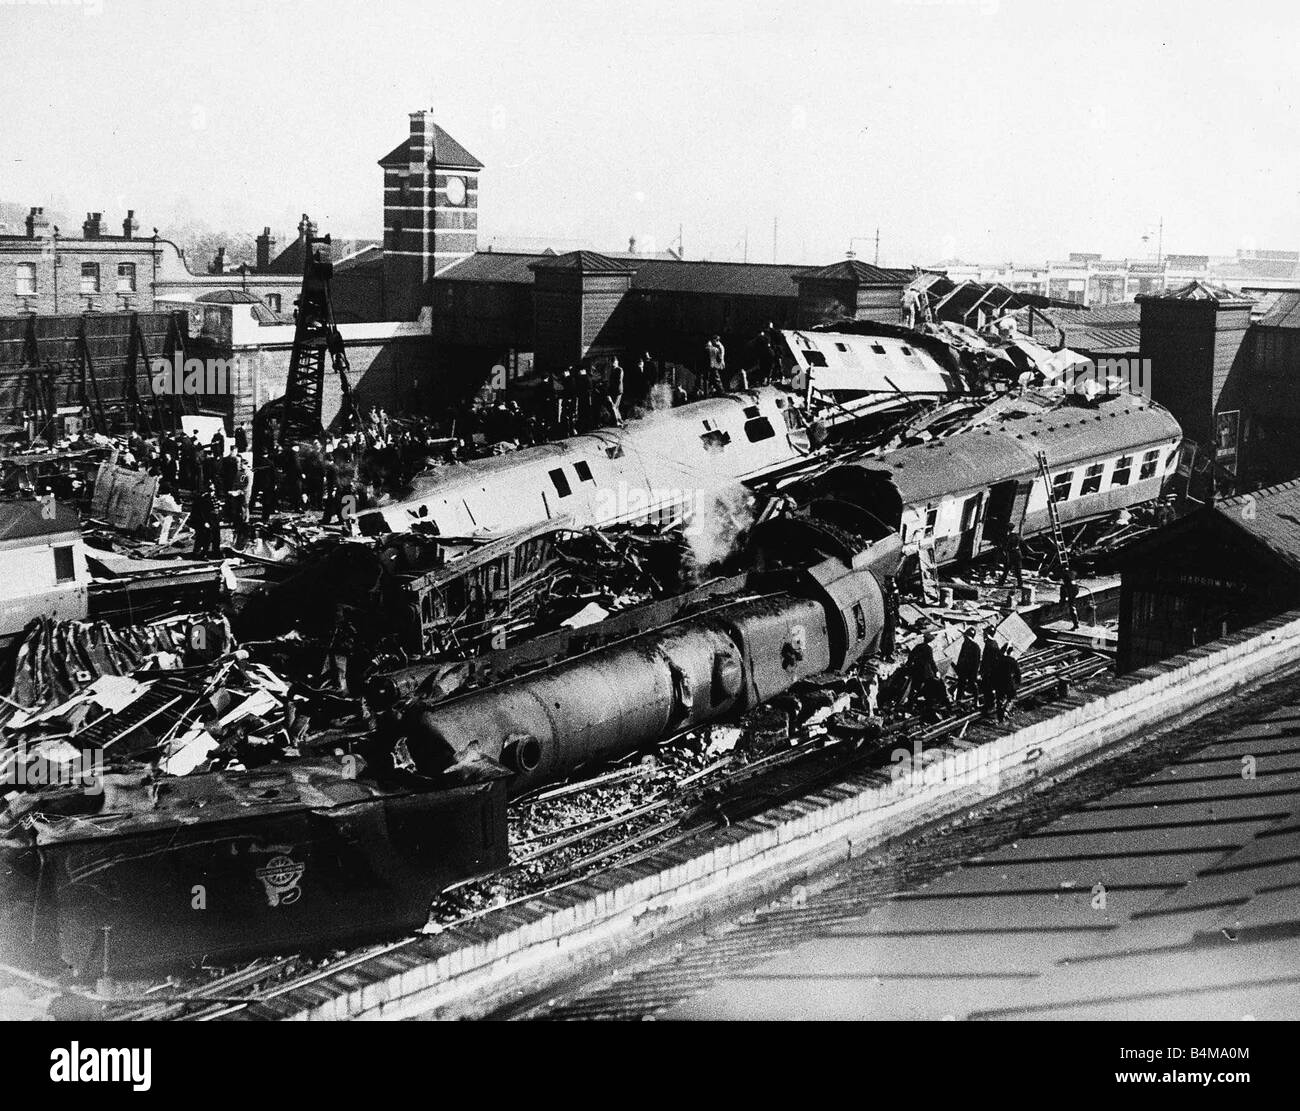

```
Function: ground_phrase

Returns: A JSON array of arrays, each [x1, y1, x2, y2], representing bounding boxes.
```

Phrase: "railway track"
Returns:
[[106, 643, 1109, 1021]]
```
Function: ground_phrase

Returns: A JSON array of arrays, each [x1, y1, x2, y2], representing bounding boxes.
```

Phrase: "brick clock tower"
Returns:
[[380, 108, 482, 320]]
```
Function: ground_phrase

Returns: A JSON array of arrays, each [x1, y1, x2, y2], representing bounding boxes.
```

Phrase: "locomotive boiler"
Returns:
[[401, 536, 900, 796]]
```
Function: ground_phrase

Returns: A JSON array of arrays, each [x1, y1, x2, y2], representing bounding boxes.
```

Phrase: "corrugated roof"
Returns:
[[379, 125, 483, 170], [1033, 302, 1143, 328], [1073, 327, 1143, 354], [1213, 480, 1300, 572]]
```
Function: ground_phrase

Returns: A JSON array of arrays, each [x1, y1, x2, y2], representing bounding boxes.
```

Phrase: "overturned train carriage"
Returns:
[[781, 393, 1183, 566], [2, 763, 508, 972], [403, 537, 900, 797]]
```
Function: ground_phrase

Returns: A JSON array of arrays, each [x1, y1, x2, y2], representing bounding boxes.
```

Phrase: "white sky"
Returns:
[[2, 0, 1298, 265]]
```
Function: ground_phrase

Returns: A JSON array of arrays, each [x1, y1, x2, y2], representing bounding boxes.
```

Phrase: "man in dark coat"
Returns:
[[955, 627, 982, 706], [906, 634, 948, 711], [190, 480, 222, 558], [979, 628, 1000, 712], [993, 643, 1022, 721], [998, 528, 1025, 589], [1060, 567, 1081, 629]]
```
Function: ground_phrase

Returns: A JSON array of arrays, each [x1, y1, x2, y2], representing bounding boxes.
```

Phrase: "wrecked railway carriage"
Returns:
[[0, 319, 1190, 974]]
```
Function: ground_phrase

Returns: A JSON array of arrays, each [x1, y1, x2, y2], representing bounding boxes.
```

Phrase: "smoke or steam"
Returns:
[[683, 484, 757, 569]]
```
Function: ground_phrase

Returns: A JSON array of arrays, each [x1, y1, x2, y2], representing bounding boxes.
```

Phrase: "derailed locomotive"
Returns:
[[400, 534, 901, 797]]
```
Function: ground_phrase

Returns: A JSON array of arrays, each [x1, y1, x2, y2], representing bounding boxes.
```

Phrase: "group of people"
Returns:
[[899, 626, 1023, 722], [544, 351, 685, 437], [702, 323, 786, 396]]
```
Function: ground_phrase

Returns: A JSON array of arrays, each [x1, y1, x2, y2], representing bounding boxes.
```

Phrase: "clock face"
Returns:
[[444, 176, 466, 206]]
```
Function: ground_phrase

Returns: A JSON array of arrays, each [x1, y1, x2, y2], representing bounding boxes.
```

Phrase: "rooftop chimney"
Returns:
[[256, 226, 276, 270], [122, 210, 139, 239], [25, 207, 50, 239], [408, 108, 435, 170], [210, 247, 227, 274], [297, 213, 317, 242], [628, 235, 637, 254], [83, 212, 103, 239]]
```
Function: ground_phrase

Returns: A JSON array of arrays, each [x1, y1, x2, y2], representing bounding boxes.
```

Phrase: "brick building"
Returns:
[[0, 206, 339, 321], [1138, 281, 1254, 496], [380, 109, 483, 321]]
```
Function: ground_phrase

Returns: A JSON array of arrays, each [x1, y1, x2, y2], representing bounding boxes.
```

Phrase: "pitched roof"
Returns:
[[1255, 290, 1300, 329], [797, 259, 914, 285], [1075, 327, 1142, 354], [1142, 280, 1254, 305], [437, 251, 816, 298], [528, 250, 635, 273], [435, 251, 549, 284], [332, 244, 384, 273], [1212, 480, 1300, 573], [379, 125, 483, 170], [629, 259, 808, 297], [260, 235, 311, 276]]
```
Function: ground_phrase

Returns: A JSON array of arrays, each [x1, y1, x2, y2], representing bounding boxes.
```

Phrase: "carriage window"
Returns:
[[871, 344, 887, 355], [803, 350, 827, 367], [900, 346, 913, 356], [573, 460, 594, 483], [835, 342, 848, 351], [1080, 462, 1105, 496], [1111, 455, 1132, 487], [1052, 470, 1073, 501], [54, 545, 75, 584], [1139, 449, 1160, 480], [700, 429, 730, 452], [744, 417, 775, 442], [548, 468, 572, 497]]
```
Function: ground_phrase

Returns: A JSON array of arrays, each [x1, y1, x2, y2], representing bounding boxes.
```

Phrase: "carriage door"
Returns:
[[956, 492, 984, 561], [983, 480, 1020, 546]]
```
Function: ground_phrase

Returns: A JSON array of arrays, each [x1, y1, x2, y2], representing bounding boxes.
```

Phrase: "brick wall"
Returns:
[[0, 239, 161, 316]]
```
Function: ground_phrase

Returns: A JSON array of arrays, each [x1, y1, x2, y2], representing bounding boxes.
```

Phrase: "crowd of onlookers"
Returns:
[[36, 325, 795, 557]]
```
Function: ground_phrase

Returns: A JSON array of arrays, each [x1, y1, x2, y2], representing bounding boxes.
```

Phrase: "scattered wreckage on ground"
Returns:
[[0, 318, 1186, 977]]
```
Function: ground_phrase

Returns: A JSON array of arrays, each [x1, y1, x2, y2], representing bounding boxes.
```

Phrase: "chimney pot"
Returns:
[[122, 209, 139, 239], [256, 226, 277, 271], [25, 207, 50, 239], [82, 212, 104, 239]]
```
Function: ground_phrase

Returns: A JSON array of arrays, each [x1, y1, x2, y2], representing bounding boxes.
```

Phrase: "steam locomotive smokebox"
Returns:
[[28, 762, 508, 972]]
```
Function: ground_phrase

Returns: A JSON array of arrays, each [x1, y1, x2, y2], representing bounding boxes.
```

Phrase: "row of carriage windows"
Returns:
[[917, 448, 1165, 541], [1052, 449, 1161, 502], [552, 413, 782, 499]]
